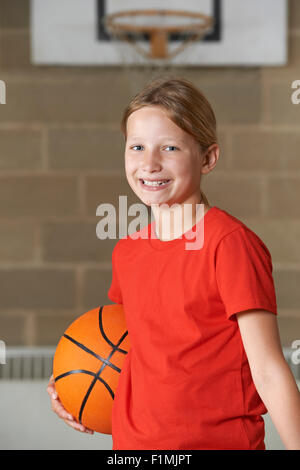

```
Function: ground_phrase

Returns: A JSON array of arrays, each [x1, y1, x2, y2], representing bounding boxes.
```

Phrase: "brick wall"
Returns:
[[0, 0, 299, 347]]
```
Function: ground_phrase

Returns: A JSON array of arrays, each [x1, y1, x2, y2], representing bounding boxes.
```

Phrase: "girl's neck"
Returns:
[[152, 198, 210, 241]]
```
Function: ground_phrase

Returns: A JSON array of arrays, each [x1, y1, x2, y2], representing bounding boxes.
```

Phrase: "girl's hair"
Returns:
[[121, 76, 218, 206]]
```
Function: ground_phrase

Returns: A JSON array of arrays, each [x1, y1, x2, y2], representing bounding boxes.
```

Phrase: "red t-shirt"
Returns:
[[107, 206, 278, 450]]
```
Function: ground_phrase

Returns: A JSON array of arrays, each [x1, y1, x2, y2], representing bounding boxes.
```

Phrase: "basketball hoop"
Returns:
[[102, 9, 214, 96], [104, 9, 214, 60]]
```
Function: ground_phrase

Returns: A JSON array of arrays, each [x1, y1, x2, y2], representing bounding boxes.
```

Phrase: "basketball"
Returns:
[[52, 304, 130, 434]]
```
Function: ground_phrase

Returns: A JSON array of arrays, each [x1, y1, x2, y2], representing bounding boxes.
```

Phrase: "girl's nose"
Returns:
[[141, 150, 162, 172]]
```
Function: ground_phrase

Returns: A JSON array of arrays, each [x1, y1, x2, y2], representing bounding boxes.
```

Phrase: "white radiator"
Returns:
[[0, 347, 55, 380], [0, 346, 299, 380]]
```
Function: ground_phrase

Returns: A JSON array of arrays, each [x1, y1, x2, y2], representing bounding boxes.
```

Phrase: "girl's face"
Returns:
[[125, 105, 205, 208]]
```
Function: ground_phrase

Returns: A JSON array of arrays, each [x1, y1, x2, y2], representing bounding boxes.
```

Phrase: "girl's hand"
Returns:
[[46, 374, 94, 434]]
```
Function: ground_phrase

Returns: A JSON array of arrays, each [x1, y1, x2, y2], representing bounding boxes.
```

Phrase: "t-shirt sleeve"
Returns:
[[107, 244, 123, 304], [215, 227, 278, 321]]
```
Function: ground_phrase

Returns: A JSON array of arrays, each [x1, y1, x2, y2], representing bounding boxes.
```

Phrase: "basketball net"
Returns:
[[101, 10, 214, 94], [106, 32, 195, 95]]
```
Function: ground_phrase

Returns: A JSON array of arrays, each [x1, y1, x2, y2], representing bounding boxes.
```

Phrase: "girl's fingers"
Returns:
[[63, 418, 94, 434], [47, 374, 94, 434], [51, 396, 94, 433], [51, 398, 74, 421], [47, 386, 57, 400], [46, 375, 57, 399]]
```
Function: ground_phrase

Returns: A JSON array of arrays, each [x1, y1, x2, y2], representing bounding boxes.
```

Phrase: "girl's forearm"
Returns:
[[252, 357, 300, 450]]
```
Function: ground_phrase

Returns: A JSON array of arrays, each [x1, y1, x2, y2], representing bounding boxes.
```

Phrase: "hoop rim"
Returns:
[[104, 9, 213, 34]]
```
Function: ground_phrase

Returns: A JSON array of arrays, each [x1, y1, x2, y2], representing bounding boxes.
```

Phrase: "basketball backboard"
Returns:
[[31, 0, 288, 66]]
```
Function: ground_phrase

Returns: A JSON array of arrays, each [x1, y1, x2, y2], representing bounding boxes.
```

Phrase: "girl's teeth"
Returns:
[[143, 180, 169, 186]]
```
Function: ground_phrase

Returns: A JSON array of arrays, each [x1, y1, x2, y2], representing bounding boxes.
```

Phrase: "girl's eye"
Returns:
[[131, 145, 143, 151], [165, 146, 178, 151]]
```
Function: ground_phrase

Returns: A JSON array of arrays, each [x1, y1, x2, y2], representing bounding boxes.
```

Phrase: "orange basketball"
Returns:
[[52, 304, 130, 434]]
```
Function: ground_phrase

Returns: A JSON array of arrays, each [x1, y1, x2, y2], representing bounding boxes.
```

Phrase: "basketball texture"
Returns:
[[52, 304, 130, 434]]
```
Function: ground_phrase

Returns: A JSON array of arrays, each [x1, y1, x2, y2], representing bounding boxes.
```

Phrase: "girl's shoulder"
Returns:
[[211, 206, 272, 260]]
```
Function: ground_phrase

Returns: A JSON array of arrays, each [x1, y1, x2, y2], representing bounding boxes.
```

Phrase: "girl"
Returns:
[[48, 77, 300, 450]]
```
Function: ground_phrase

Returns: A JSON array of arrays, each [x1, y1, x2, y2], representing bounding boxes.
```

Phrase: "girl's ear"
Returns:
[[201, 144, 219, 174]]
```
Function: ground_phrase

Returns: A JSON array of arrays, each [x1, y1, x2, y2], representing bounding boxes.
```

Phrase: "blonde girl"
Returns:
[[48, 77, 300, 450]]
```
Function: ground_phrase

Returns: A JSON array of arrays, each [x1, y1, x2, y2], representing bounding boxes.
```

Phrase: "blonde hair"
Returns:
[[121, 76, 218, 206]]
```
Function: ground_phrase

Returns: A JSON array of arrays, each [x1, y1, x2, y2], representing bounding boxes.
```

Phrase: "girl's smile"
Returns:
[[138, 178, 172, 191]]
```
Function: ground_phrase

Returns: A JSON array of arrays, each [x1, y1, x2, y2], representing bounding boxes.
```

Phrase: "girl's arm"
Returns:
[[236, 310, 300, 450]]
